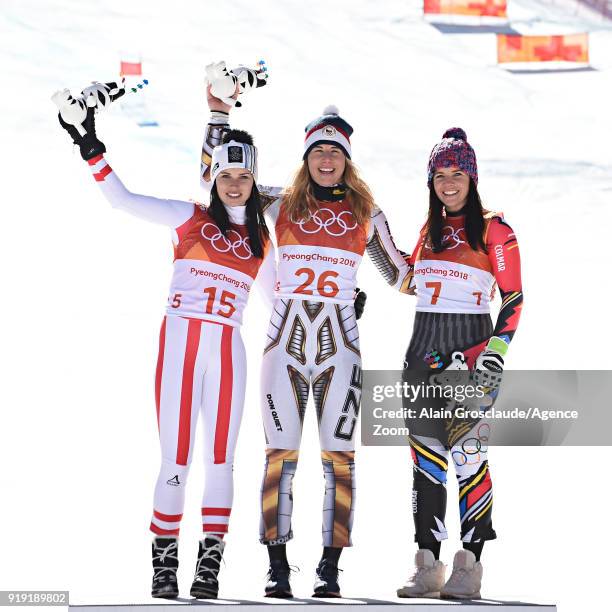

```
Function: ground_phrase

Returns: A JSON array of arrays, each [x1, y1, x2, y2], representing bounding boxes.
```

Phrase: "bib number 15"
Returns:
[[295, 268, 339, 298], [170, 288, 237, 318], [203, 287, 236, 318]]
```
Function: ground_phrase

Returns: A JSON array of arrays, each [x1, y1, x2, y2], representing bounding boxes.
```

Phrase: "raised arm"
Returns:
[[366, 205, 414, 293], [200, 83, 284, 220], [200, 110, 231, 190], [88, 154, 195, 228], [54, 88, 195, 230]]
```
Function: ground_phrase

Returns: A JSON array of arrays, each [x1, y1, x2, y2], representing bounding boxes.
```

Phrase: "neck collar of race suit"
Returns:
[[223, 203, 247, 225], [445, 206, 467, 218], [311, 182, 348, 202]]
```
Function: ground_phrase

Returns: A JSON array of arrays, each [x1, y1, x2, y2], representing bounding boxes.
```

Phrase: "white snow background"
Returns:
[[1, 0, 611, 609]]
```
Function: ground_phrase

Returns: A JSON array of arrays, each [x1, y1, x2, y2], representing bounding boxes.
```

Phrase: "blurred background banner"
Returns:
[[497, 33, 590, 63], [424, 0, 508, 18]]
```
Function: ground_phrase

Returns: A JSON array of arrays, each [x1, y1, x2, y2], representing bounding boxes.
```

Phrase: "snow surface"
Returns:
[[1, 0, 611, 610]]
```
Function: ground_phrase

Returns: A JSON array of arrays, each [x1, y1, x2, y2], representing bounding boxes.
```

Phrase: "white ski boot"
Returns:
[[440, 549, 483, 600], [397, 549, 446, 598]]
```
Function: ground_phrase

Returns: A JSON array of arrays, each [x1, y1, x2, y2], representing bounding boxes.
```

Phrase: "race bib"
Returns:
[[276, 245, 361, 304], [414, 259, 494, 313], [166, 259, 252, 326]]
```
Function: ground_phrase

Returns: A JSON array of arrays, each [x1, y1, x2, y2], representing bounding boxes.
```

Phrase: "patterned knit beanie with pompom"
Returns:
[[427, 127, 478, 187]]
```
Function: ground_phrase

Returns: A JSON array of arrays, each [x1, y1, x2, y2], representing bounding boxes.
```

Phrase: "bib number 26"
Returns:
[[295, 268, 339, 298]]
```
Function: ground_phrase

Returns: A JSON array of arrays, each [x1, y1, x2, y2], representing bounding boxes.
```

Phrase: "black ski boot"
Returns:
[[190, 535, 225, 599], [151, 536, 179, 599], [313, 558, 342, 598], [265, 559, 293, 598]]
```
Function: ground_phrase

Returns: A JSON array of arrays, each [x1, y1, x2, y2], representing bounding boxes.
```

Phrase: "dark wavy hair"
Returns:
[[207, 129, 269, 258], [426, 178, 487, 253]]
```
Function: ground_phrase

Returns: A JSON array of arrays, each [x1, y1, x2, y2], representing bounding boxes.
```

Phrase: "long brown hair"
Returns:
[[426, 178, 487, 253], [282, 159, 374, 225]]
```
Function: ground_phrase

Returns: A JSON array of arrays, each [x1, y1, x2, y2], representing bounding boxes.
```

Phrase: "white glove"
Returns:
[[51, 80, 125, 137], [472, 336, 508, 394]]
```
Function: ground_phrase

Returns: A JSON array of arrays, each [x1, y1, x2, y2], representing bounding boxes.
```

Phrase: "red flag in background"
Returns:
[[120, 61, 142, 76]]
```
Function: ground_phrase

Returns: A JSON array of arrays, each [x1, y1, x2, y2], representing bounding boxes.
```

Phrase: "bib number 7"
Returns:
[[425, 281, 442, 305], [295, 267, 339, 298], [424, 281, 484, 307]]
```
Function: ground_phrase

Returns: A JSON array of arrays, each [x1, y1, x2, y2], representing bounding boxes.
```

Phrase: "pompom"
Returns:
[[443, 127, 467, 141], [223, 129, 254, 145], [322, 104, 339, 116]]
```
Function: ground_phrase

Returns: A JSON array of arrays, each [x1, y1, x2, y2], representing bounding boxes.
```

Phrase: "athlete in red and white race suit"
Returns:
[[55, 80, 277, 599], [201, 104, 413, 595], [397, 128, 523, 600], [56, 93, 274, 541], [90, 158, 275, 542]]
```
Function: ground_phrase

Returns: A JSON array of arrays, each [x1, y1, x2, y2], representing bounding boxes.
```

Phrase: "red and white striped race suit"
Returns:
[[88, 153, 275, 538]]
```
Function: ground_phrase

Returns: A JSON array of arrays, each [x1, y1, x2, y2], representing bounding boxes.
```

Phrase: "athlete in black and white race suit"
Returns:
[[200, 97, 413, 597], [397, 128, 523, 601]]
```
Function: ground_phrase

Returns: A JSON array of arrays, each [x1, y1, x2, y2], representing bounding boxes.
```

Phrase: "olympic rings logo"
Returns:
[[451, 423, 490, 466], [298, 208, 358, 237], [441, 225, 465, 250], [201, 223, 252, 260]]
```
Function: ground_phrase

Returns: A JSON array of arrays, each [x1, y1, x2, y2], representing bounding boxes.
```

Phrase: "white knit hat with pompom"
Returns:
[[303, 104, 353, 159]]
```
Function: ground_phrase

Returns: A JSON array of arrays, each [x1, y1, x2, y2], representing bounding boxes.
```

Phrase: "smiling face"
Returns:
[[432, 166, 470, 213], [307, 144, 346, 187], [215, 167, 255, 206]]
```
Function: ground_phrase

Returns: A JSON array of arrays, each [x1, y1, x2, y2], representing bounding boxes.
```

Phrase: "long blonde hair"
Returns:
[[282, 159, 375, 225]]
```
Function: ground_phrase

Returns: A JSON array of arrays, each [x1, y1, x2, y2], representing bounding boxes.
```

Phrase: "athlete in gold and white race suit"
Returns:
[[201, 105, 413, 596]]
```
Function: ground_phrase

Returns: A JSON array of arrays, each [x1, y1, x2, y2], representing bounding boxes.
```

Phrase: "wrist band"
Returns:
[[487, 336, 509, 356]]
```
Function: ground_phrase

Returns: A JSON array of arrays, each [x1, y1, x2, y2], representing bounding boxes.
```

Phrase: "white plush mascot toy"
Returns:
[[206, 60, 268, 108], [51, 80, 126, 136]]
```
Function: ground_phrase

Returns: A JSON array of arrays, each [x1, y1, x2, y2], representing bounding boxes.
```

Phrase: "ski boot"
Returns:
[[190, 535, 225, 599], [151, 536, 179, 599]]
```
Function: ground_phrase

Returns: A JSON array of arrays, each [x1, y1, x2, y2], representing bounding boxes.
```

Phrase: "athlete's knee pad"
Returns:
[[321, 450, 356, 548], [156, 459, 191, 492], [151, 460, 191, 535], [259, 448, 299, 545]]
